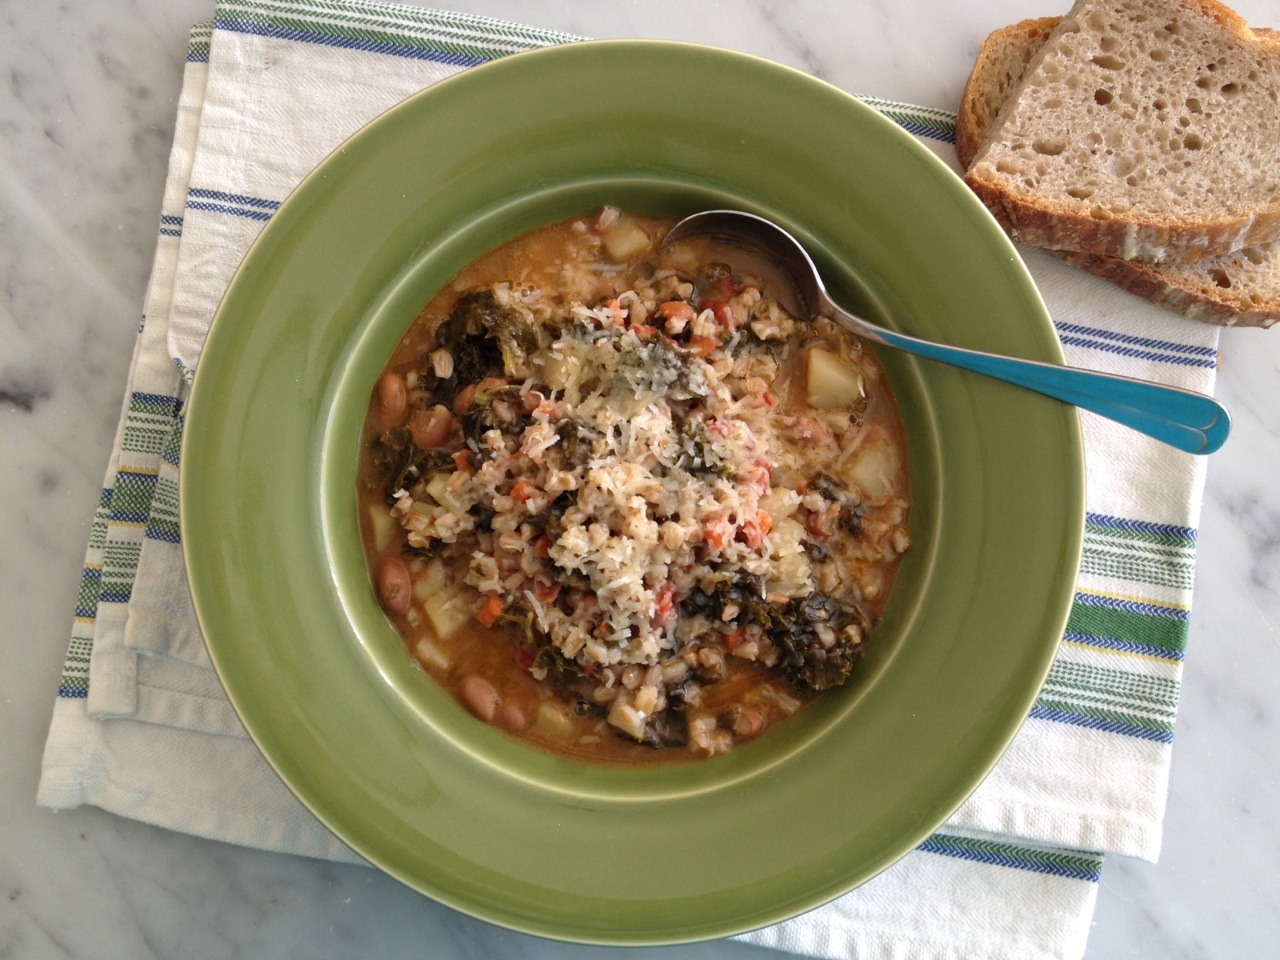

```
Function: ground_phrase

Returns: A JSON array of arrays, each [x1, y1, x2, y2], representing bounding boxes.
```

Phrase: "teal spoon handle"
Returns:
[[845, 315, 1230, 455]]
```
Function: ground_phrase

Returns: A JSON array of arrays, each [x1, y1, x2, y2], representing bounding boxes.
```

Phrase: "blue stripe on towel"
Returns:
[[1062, 630, 1187, 662], [1055, 321, 1219, 368], [186, 200, 274, 222], [919, 835, 1103, 882], [214, 16, 492, 67], [187, 188, 281, 209], [1029, 705, 1175, 744], [186, 187, 281, 223]]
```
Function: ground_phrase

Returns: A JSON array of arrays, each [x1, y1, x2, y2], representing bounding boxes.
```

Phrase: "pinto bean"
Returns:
[[457, 673, 500, 722], [499, 701, 530, 732], [376, 556, 412, 615], [410, 404, 454, 449], [375, 372, 408, 427], [452, 383, 478, 416]]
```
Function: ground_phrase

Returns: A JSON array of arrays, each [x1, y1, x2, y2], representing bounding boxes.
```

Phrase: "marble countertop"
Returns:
[[4, 1, 1278, 957]]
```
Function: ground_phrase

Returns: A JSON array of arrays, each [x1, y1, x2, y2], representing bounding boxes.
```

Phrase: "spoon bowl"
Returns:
[[663, 209, 1231, 455]]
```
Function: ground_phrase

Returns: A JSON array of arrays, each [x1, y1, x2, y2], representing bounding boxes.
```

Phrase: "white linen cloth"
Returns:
[[39, 3, 1222, 958]]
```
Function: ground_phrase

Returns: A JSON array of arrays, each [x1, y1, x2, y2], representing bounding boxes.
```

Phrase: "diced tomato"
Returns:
[[655, 582, 676, 623], [629, 323, 657, 339], [709, 301, 736, 328], [687, 334, 718, 357], [712, 273, 738, 299], [723, 627, 747, 651], [475, 594, 504, 628], [737, 460, 769, 492], [659, 301, 695, 321], [804, 501, 841, 540]]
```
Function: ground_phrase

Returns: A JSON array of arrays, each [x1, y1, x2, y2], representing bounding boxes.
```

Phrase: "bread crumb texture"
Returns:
[[966, 0, 1280, 262]]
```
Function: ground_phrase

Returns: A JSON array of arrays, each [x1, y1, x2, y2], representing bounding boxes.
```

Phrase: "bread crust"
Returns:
[[963, 180, 1280, 264], [1061, 248, 1280, 327], [956, 18, 1061, 170], [963, 0, 1280, 264]]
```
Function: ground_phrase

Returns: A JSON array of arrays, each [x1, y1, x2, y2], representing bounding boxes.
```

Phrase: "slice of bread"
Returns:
[[958, 18, 1063, 173], [960, 13, 1280, 326], [963, 0, 1280, 265], [1057, 242, 1280, 326]]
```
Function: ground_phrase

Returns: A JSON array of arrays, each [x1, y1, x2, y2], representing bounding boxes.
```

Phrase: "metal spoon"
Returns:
[[662, 209, 1231, 455]]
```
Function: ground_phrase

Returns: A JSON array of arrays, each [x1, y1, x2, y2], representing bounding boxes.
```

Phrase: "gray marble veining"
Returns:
[[4, 1, 1279, 957]]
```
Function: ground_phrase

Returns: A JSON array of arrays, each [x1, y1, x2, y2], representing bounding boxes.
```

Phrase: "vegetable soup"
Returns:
[[358, 207, 910, 763]]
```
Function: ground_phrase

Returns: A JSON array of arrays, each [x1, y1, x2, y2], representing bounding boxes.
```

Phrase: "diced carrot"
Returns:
[[629, 323, 657, 339], [659, 301, 695, 321], [510, 480, 539, 503], [475, 594, 504, 628], [704, 517, 733, 551], [723, 627, 747, 650], [738, 510, 772, 548], [602, 298, 624, 325]]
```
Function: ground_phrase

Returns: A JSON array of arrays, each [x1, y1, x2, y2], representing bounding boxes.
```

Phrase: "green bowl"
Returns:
[[182, 40, 1084, 945]]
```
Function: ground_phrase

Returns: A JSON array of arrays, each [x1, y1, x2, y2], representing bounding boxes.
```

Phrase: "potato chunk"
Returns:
[[806, 347, 863, 409], [600, 217, 652, 262], [846, 439, 900, 503], [424, 587, 473, 640], [367, 502, 396, 553]]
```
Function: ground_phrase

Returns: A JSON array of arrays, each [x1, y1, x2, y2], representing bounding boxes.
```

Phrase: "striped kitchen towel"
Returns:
[[38, 3, 1218, 959]]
